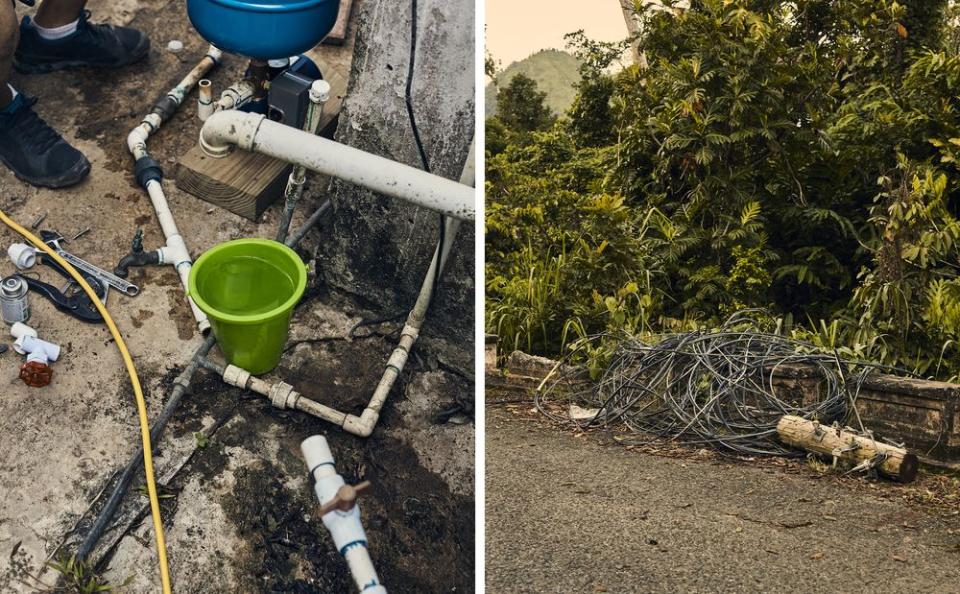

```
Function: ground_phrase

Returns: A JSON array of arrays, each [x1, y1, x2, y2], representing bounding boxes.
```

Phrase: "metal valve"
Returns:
[[318, 481, 371, 516], [20, 360, 53, 387]]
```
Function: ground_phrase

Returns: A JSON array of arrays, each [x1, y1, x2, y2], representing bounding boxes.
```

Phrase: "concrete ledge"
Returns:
[[769, 367, 959, 461]]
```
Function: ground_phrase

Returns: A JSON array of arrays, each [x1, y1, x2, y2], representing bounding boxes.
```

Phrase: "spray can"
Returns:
[[0, 276, 30, 324]]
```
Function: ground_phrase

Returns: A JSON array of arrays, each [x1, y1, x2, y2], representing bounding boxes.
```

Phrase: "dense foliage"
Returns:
[[486, 0, 960, 380]]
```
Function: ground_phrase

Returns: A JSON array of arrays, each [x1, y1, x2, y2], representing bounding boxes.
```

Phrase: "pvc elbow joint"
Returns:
[[127, 127, 148, 155], [342, 411, 377, 437], [199, 111, 264, 158]]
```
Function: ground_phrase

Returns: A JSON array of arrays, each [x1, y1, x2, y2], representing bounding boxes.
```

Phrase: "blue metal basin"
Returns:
[[188, 0, 340, 60]]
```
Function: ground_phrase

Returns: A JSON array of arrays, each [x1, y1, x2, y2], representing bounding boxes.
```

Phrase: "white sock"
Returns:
[[1, 85, 18, 111], [34, 19, 79, 41]]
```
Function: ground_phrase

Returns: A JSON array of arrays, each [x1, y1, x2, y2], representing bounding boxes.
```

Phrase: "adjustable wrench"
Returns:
[[40, 230, 140, 297]]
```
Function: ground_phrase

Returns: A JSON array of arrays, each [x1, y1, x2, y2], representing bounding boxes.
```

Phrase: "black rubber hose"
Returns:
[[285, 199, 332, 248], [405, 0, 447, 303], [75, 334, 216, 560]]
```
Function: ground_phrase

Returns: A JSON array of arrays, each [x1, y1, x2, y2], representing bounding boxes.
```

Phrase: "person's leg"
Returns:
[[0, 0, 19, 108], [0, 0, 89, 188], [33, 0, 86, 29], [15, 1, 149, 74]]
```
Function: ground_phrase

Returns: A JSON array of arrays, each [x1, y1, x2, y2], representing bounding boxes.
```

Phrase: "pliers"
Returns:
[[16, 254, 106, 324]]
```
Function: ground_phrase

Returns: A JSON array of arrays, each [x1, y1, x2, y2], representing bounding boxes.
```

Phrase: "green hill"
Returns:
[[486, 49, 582, 118]]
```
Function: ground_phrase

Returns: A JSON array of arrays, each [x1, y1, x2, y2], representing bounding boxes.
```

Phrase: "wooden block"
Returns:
[[175, 147, 292, 221], [323, 0, 356, 46]]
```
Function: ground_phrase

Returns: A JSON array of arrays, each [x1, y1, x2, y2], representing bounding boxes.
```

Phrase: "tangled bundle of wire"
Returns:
[[536, 312, 882, 457]]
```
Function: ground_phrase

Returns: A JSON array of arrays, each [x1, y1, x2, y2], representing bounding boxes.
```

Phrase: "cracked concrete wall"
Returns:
[[318, 0, 475, 368]]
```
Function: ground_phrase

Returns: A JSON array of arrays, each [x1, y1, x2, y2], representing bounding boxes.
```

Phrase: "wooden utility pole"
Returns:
[[619, 0, 646, 67], [777, 415, 918, 482]]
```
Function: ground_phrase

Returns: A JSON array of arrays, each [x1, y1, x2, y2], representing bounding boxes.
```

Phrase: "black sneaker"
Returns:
[[0, 94, 90, 188], [14, 10, 150, 74]]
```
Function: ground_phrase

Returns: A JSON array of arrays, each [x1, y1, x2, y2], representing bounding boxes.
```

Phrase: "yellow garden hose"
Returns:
[[0, 210, 172, 594]]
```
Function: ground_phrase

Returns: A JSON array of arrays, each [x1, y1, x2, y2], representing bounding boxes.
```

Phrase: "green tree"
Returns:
[[496, 73, 554, 133], [486, 0, 960, 380], [564, 30, 629, 147]]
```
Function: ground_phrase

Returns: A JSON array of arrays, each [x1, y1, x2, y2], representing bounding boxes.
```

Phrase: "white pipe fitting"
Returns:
[[198, 79, 214, 122], [215, 79, 257, 113], [222, 364, 251, 389], [310, 79, 331, 104], [11, 322, 37, 339], [199, 111, 475, 221], [13, 334, 60, 365], [301, 436, 386, 594], [8, 243, 37, 269]]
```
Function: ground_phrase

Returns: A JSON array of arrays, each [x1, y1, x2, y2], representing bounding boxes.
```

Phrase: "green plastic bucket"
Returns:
[[188, 238, 307, 375]]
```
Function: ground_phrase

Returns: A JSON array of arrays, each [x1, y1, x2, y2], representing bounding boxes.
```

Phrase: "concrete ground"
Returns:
[[0, 1, 473, 592], [486, 406, 960, 594]]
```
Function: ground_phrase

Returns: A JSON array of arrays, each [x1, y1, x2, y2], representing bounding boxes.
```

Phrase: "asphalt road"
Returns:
[[485, 407, 960, 594]]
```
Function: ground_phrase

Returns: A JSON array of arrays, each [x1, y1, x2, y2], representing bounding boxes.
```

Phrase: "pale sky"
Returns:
[[486, 0, 629, 66]]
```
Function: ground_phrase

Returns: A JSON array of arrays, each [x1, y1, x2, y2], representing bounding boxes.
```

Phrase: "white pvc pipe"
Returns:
[[126, 45, 222, 334], [199, 111, 475, 221], [343, 219, 462, 437], [300, 436, 387, 594], [276, 79, 331, 243], [214, 141, 475, 437], [145, 180, 207, 330], [197, 79, 214, 122], [220, 364, 347, 425], [344, 547, 385, 594], [344, 142, 475, 437]]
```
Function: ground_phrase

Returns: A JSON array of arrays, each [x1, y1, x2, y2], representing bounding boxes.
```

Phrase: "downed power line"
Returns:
[[536, 311, 917, 479]]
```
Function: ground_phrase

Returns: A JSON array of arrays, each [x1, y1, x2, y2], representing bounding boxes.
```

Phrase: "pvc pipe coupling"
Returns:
[[8, 242, 37, 269]]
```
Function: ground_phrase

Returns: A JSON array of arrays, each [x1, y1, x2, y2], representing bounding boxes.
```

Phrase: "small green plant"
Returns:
[[45, 554, 132, 593], [193, 431, 210, 449]]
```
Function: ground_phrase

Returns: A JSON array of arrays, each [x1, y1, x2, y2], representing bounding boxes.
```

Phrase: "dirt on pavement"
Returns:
[[485, 406, 960, 594]]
